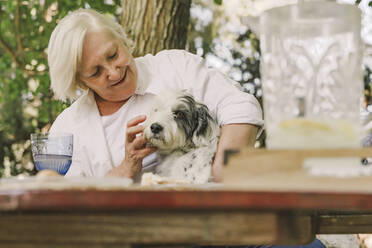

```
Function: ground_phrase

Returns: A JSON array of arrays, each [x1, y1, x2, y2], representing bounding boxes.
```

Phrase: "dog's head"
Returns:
[[143, 91, 219, 152]]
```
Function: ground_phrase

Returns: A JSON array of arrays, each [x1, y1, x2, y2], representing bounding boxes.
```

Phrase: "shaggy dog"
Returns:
[[143, 91, 220, 184]]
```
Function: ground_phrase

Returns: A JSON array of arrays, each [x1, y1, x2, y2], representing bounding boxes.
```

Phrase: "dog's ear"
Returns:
[[192, 103, 219, 147], [195, 103, 211, 137]]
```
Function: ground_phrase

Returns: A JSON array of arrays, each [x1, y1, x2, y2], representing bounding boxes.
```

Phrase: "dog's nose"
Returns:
[[150, 123, 163, 134]]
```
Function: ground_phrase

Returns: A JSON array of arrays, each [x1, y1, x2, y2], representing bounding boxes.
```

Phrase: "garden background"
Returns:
[[0, 0, 371, 177]]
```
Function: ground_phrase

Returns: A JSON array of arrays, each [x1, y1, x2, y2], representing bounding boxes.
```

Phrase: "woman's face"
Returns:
[[78, 31, 137, 103]]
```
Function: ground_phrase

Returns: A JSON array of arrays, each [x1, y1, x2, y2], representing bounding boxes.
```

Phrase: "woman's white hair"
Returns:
[[47, 9, 133, 102]]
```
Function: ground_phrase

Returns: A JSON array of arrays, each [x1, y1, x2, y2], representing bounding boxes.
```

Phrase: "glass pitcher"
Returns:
[[260, 1, 364, 150]]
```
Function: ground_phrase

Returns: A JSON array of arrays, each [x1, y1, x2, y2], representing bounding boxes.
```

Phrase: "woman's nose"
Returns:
[[107, 66, 121, 81]]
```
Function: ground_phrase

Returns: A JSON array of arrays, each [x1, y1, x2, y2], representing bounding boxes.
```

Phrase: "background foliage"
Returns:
[[0, 0, 121, 177]]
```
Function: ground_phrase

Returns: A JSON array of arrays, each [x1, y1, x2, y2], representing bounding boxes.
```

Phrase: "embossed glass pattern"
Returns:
[[30, 133, 73, 175], [260, 2, 364, 149]]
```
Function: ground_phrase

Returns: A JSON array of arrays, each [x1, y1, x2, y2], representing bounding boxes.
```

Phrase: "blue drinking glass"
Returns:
[[30, 133, 73, 175]]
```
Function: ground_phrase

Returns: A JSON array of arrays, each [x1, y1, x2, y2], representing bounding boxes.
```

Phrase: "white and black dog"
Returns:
[[143, 91, 220, 184]]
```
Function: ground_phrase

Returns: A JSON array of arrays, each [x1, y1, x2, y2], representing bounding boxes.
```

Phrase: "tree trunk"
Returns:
[[121, 0, 191, 57]]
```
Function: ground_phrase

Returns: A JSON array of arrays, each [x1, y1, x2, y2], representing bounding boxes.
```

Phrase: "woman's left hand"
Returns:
[[123, 115, 156, 177], [105, 115, 156, 178]]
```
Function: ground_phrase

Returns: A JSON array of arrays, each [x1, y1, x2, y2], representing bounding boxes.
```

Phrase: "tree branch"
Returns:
[[0, 36, 44, 76], [15, 0, 24, 55], [0, 5, 43, 76], [0, 5, 23, 67], [0, 35, 23, 67]]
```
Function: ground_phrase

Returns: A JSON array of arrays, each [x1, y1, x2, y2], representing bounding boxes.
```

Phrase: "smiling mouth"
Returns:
[[111, 68, 128, 87]]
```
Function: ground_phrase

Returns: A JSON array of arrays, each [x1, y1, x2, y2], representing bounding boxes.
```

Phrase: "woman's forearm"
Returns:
[[212, 124, 259, 182], [105, 163, 136, 178]]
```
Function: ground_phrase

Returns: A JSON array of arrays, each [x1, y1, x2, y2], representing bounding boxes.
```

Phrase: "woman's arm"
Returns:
[[212, 123, 258, 182], [160, 50, 263, 127]]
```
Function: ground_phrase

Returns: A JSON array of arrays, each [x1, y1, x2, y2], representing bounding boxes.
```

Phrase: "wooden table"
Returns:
[[2, 147, 372, 248], [1, 187, 372, 248]]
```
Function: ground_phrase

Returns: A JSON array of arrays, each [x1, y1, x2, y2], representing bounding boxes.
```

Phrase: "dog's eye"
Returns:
[[173, 110, 185, 119]]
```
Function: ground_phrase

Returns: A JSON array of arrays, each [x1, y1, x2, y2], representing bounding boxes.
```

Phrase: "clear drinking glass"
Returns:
[[30, 133, 73, 175], [260, 2, 364, 150]]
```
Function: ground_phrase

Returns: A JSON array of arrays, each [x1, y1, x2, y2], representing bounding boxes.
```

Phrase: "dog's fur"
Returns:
[[143, 91, 220, 184]]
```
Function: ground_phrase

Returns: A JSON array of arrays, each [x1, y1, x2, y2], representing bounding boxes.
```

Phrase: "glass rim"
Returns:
[[262, 1, 361, 17], [30, 132, 73, 140], [259, 1, 361, 34]]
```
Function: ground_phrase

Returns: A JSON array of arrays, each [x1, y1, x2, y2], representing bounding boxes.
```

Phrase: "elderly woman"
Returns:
[[48, 8, 263, 180], [47, 8, 325, 248]]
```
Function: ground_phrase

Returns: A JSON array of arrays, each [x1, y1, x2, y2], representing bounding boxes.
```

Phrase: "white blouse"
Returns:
[[50, 49, 263, 177]]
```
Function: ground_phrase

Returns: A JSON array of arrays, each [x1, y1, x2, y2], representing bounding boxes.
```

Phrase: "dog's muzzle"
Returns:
[[145, 122, 165, 147], [150, 123, 163, 134]]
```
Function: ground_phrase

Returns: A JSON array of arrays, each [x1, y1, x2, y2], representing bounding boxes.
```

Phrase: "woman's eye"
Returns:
[[91, 68, 101, 77], [109, 52, 117, 59]]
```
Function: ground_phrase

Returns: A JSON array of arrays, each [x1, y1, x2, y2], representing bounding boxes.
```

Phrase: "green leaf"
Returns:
[[214, 0, 222, 5]]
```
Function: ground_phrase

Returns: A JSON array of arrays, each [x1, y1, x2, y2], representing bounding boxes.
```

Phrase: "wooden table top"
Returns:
[[2, 188, 372, 212], [2, 147, 372, 213], [3, 148, 372, 247]]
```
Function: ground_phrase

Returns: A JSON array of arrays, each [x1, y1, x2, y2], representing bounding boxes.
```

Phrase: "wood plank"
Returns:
[[3, 190, 372, 212], [0, 210, 280, 247], [276, 212, 315, 245], [0, 243, 132, 248], [317, 214, 372, 234], [223, 147, 372, 193], [227, 147, 372, 160]]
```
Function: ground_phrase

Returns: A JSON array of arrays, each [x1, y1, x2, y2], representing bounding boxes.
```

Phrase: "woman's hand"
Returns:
[[123, 115, 156, 177], [105, 115, 156, 178]]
